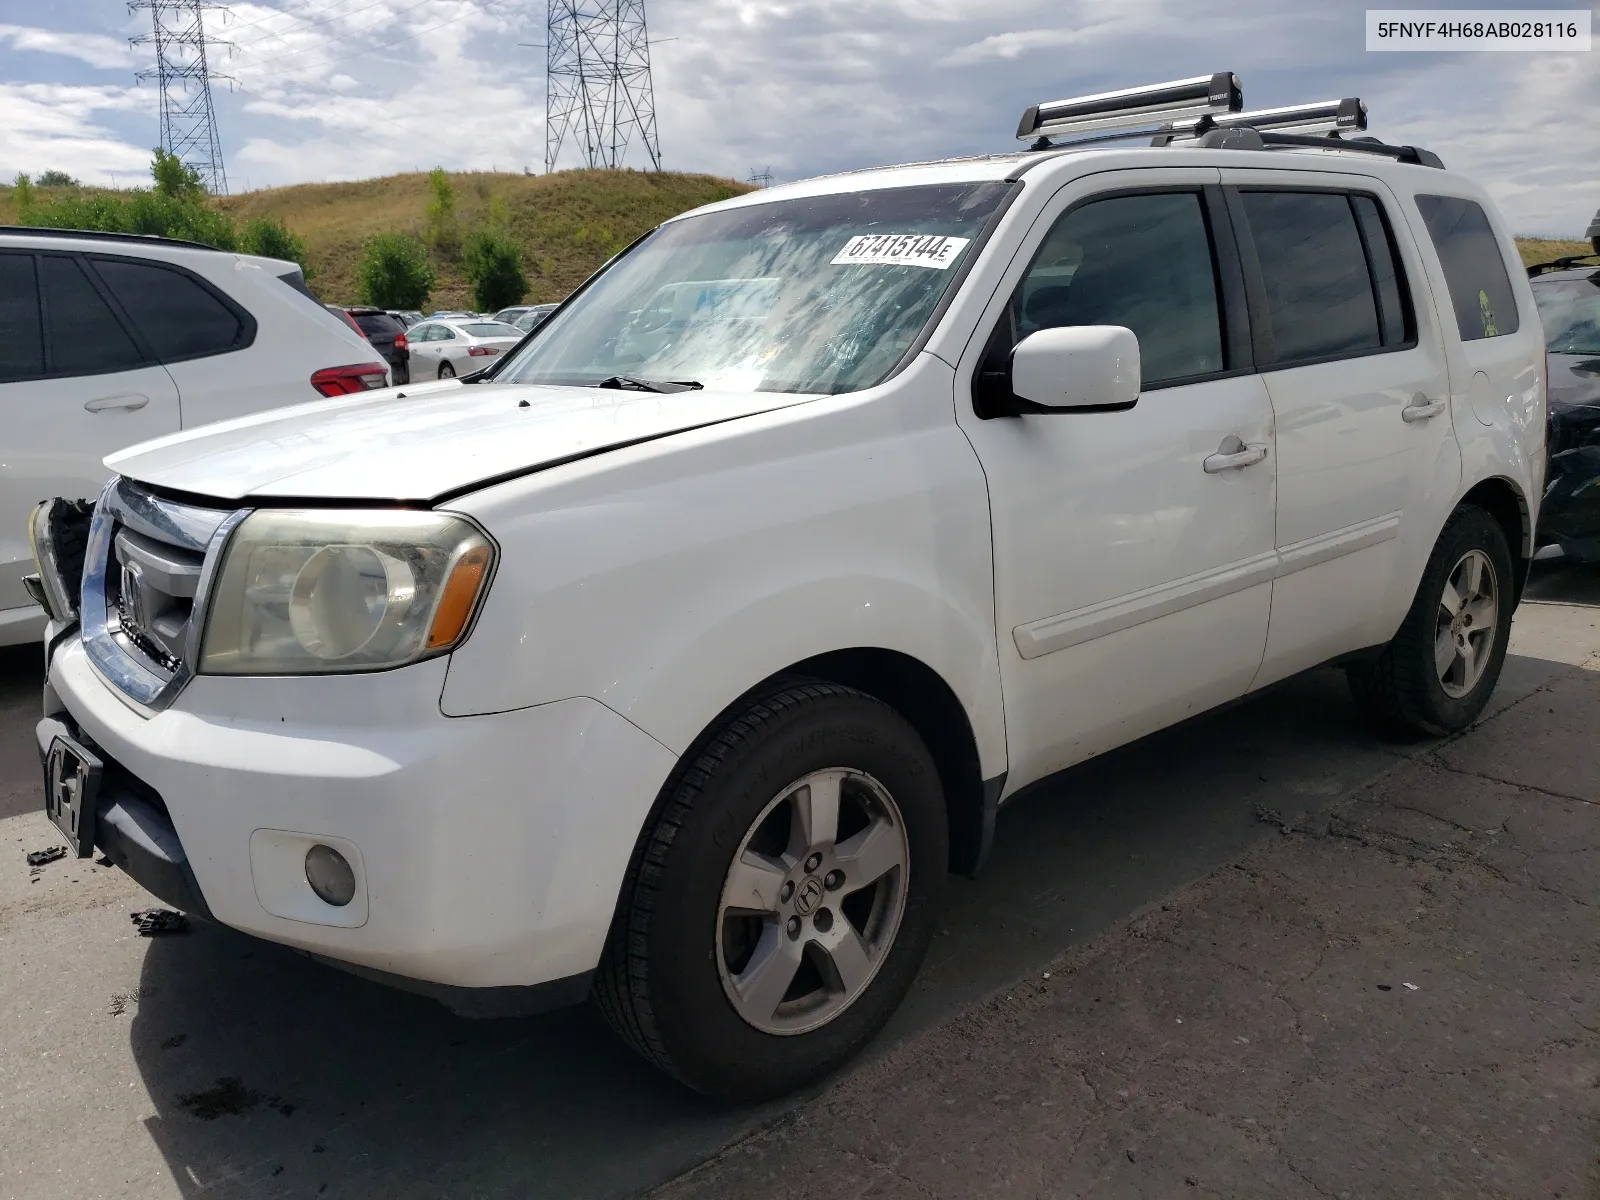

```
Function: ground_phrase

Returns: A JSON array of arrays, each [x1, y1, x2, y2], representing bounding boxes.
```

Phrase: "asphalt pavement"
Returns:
[[1, 561, 1597, 1199]]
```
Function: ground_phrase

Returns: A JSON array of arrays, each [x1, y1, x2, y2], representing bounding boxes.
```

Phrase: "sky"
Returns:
[[0, 0, 1594, 235]]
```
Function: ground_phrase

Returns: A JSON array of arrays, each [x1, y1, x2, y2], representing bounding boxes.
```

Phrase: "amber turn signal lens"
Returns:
[[427, 544, 492, 649]]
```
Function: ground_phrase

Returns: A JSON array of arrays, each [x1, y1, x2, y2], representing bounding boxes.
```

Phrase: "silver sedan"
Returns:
[[404, 320, 525, 380]]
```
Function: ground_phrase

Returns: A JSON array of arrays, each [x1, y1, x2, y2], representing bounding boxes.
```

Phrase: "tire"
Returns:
[[437, 359, 455, 379], [595, 680, 947, 1100], [1347, 505, 1515, 737]]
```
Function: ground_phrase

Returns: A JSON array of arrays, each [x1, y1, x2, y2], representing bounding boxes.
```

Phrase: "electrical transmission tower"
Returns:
[[130, 0, 233, 194], [747, 166, 773, 188], [545, 1, 661, 174]]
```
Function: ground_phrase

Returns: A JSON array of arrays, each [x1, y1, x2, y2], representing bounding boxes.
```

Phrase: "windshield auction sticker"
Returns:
[[831, 234, 972, 270], [1366, 9, 1590, 49]]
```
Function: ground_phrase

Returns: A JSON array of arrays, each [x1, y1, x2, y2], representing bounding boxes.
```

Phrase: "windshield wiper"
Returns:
[[596, 375, 703, 394]]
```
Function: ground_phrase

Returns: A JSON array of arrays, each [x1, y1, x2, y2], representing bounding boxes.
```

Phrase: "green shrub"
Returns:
[[239, 216, 312, 277], [463, 227, 527, 312], [357, 233, 434, 308], [424, 167, 458, 252], [35, 170, 79, 188], [12, 173, 34, 214], [151, 148, 205, 201]]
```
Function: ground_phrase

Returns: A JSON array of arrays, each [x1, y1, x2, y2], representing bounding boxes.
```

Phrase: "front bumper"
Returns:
[[43, 634, 677, 1004]]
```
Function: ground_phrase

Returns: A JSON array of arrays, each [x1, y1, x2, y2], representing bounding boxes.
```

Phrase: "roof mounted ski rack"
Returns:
[[1154, 98, 1368, 143], [1528, 253, 1600, 278], [1017, 72, 1241, 148]]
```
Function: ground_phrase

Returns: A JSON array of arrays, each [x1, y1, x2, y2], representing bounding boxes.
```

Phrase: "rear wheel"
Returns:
[[1347, 505, 1514, 736], [437, 359, 455, 379], [595, 681, 946, 1100]]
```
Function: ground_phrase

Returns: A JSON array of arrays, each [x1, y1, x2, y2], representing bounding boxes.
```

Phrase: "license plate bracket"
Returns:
[[43, 735, 102, 859]]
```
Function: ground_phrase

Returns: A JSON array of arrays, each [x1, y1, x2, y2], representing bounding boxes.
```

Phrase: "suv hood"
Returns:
[[106, 380, 817, 502]]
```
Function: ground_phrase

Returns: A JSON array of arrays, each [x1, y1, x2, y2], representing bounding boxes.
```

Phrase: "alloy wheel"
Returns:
[[1435, 548, 1498, 699], [715, 768, 910, 1036]]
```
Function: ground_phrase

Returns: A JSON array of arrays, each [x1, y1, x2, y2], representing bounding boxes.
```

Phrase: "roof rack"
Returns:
[[1016, 73, 1241, 147], [1528, 253, 1600, 278], [1015, 76, 1443, 168], [0, 225, 222, 252]]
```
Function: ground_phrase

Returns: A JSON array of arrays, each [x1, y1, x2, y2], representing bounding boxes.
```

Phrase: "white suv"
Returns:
[[0, 228, 390, 646], [32, 79, 1545, 1100]]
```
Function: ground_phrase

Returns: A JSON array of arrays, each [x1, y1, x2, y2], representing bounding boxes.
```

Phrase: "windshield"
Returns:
[[1534, 274, 1600, 355], [494, 182, 1013, 395]]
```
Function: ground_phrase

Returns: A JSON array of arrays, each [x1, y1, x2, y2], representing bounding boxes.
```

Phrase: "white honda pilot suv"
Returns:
[[32, 77, 1545, 1100]]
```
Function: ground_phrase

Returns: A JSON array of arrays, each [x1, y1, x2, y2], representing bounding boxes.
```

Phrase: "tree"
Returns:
[[239, 216, 312, 278], [358, 233, 434, 309], [36, 170, 79, 188], [463, 227, 527, 313], [12, 173, 34, 215], [151, 148, 205, 200], [424, 167, 458, 252]]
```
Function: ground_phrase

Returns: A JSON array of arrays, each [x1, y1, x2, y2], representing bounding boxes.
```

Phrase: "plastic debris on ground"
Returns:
[[26, 846, 68, 867], [130, 908, 190, 936]]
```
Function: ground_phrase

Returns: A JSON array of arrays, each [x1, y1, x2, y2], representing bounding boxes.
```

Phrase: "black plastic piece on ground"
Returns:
[[26, 846, 68, 867], [131, 908, 191, 936]]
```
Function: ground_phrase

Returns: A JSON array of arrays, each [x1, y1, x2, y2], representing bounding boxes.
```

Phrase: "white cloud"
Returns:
[[0, 82, 154, 184], [0, 23, 131, 71]]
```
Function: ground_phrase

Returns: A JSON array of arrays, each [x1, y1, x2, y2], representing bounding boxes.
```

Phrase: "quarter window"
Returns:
[[1351, 195, 1412, 347], [39, 255, 145, 376], [1414, 194, 1520, 341], [1011, 191, 1226, 387], [90, 257, 248, 360], [1239, 191, 1381, 365], [0, 253, 43, 383]]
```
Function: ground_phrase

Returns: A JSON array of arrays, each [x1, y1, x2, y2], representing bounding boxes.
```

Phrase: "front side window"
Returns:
[[90, 257, 247, 361], [992, 190, 1226, 391], [0, 253, 43, 383], [1533, 274, 1600, 356], [495, 182, 1013, 395], [39, 255, 145, 376], [1240, 191, 1381, 365], [1414, 194, 1520, 341]]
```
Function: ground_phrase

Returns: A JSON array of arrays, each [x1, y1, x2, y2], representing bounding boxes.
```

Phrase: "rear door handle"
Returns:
[[1402, 394, 1446, 423], [84, 393, 150, 413], [1203, 437, 1269, 474]]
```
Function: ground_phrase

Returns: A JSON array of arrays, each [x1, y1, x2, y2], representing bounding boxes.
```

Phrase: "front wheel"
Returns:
[[1347, 505, 1515, 736], [437, 359, 455, 379], [595, 681, 947, 1100]]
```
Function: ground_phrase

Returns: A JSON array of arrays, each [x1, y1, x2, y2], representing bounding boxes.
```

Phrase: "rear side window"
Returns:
[[1239, 191, 1381, 364], [39, 255, 145, 376], [353, 313, 403, 337], [1014, 191, 1225, 386], [1351, 196, 1412, 346], [1414, 195, 1520, 341], [0, 253, 43, 383], [91, 257, 249, 361]]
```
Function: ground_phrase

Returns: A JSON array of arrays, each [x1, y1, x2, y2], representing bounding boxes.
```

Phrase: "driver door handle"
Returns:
[[1203, 437, 1269, 474], [1402, 394, 1447, 423], [84, 393, 150, 413]]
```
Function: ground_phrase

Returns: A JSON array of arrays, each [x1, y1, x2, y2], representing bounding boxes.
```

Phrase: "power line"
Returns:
[[130, 0, 233, 195], [545, 0, 660, 173]]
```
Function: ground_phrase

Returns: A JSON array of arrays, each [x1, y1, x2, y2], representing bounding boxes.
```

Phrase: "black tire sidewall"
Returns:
[[438, 360, 454, 378], [1408, 508, 1515, 729], [645, 691, 946, 1100]]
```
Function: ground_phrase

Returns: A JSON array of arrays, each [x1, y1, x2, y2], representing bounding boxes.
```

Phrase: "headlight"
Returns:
[[199, 510, 494, 675]]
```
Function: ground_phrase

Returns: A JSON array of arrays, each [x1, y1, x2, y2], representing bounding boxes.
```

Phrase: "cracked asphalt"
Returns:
[[1, 561, 1597, 1199]]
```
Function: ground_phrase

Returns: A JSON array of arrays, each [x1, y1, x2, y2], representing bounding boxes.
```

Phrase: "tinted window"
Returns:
[[436, 326, 458, 340], [1351, 195, 1411, 346], [463, 322, 520, 337], [92, 258, 246, 360], [39, 255, 144, 376], [1414, 194, 1520, 341], [1018, 192, 1224, 386], [353, 312, 403, 337], [0, 254, 44, 383], [1241, 192, 1380, 364]]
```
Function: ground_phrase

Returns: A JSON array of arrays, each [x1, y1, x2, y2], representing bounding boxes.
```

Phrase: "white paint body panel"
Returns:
[[40, 145, 1544, 993]]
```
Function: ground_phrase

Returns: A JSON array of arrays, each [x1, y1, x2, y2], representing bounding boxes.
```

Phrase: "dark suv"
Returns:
[[1530, 246, 1600, 559], [337, 306, 410, 384]]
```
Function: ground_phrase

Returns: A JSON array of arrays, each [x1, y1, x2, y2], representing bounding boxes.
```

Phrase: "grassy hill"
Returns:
[[0, 168, 751, 312], [0, 170, 1588, 309]]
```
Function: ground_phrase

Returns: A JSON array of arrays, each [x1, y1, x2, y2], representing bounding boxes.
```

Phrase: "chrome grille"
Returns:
[[81, 478, 249, 710]]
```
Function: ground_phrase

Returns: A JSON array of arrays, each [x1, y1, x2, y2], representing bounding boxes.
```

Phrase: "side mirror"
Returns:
[[1010, 325, 1141, 411]]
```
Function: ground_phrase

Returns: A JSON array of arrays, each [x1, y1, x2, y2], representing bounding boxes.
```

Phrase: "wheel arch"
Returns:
[[1460, 475, 1532, 598]]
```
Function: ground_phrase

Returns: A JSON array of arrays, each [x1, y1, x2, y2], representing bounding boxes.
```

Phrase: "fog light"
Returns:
[[304, 844, 356, 907]]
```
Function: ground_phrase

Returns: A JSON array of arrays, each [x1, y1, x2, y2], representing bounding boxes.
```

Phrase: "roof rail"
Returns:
[[0, 225, 222, 252], [1528, 253, 1600, 277], [1254, 132, 1445, 169], [1017, 73, 1241, 147]]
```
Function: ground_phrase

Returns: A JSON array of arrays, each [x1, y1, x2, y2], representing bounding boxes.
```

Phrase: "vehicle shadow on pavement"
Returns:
[[117, 565, 1596, 1199]]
